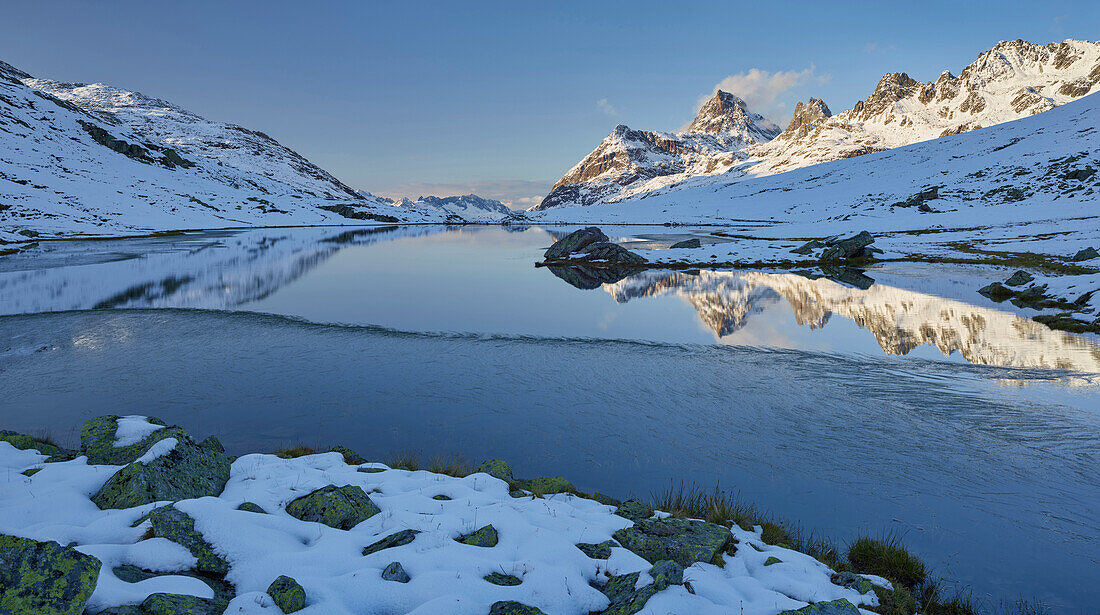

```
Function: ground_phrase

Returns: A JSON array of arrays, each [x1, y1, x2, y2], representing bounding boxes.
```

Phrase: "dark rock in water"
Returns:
[[0, 534, 101, 615], [1071, 247, 1099, 261], [547, 264, 637, 290], [830, 571, 874, 595], [820, 265, 875, 290], [791, 240, 825, 255], [91, 433, 231, 509], [1004, 270, 1035, 286], [978, 281, 1015, 302], [577, 540, 617, 559], [267, 575, 306, 612], [490, 601, 547, 615], [286, 485, 380, 530], [329, 445, 367, 465], [382, 561, 411, 583], [484, 571, 522, 586], [778, 598, 861, 615], [146, 505, 229, 574], [614, 500, 654, 523], [648, 560, 684, 590], [112, 564, 235, 603], [576, 242, 647, 264], [512, 476, 575, 495], [455, 524, 498, 547], [819, 231, 875, 261], [544, 227, 609, 260], [613, 518, 731, 567], [670, 238, 701, 249], [362, 529, 420, 556], [140, 592, 229, 615], [236, 501, 267, 514], [475, 459, 513, 482]]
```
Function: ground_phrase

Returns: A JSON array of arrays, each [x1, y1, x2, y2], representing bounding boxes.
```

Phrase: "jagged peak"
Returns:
[[686, 90, 780, 141], [778, 98, 832, 140]]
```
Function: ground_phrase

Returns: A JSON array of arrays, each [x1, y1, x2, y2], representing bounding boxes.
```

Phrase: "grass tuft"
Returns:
[[848, 532, 927, 590], [273, 445, 316, 459], [427, 453, 473, 478], [384, 450, 420, 471]]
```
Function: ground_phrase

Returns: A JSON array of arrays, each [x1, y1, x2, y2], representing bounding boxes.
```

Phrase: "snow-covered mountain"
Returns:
[[532, 91, 780, 210], [0, 60, 446, 241], [536, 39, 1100, 210], [391, 194, 519, 222]]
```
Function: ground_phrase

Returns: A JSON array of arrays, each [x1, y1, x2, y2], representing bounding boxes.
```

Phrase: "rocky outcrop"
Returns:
[[777, 98, 833, 140], [285, 485, 380, 530], [612, 517, 731, 567], [819, 231, 878, 261], [0, 430, 75, 461], [686, 91, 782, 140], [0, 535, 101, 615], [267, 575, 306, 613], [139, 592, 229, 615], [544, 227, 610, 259], [145, 505, 230, 574], [542, 228, 646, 267], [512, 476, 576, 495]]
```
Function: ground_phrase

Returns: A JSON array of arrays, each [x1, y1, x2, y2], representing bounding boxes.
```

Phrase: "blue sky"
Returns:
[[3, 1, 1097, 207]]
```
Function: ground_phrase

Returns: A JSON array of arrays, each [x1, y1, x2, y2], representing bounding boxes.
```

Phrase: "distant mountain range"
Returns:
[[533, 39, 1100, 210], [387, 194, 518, 222]]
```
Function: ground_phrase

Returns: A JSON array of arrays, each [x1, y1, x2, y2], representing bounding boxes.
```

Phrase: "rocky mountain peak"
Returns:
[[778, 98, 832, 140], [686, 90, 780, 141]]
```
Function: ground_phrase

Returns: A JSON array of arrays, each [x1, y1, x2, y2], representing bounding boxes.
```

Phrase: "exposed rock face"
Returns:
[[533, 91, 779, 210], [91, 432, 231, 509], [285, 485, 380, 530], [777, 98, 833, 140], [0, 535, 101, 615], [612, 518, 731, 567]]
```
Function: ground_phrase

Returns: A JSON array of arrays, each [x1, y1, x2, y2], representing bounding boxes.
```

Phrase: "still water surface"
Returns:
[[1, 226, 1097, 611]]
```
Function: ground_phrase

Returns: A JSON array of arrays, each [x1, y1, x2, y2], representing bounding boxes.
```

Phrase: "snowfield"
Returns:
[[0, 417, 884, 615]]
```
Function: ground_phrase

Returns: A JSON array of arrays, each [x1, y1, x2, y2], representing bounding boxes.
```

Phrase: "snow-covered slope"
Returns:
[[537, 39, 1100, 210], [532, 91, 780, 210], [392, 194, 520, 222], [0, 61, 446, 241]]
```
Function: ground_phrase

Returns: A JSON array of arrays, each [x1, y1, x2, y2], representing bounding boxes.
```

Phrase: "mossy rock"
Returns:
[[140, 592, 229, 615], [0, 430, 72, 461], [362, 529, 419, 556], [490, 601, 547, 615], [285, 485, 380, 531], [576, 540, 616, 559], [357, 467, 385, 474], [484, 572, 522, 586], [197, 436, 224, 453], [588, 492, 621, 507], [432, 494, 452, 501], [236, 502, 267, 514], [612, 518, 731, 567], [381, 561, 410, 583], [267, 575, 306, 613], [613, 500, 653, 523], [329, 445, 367, 466], [20, 468, 41, 477], [0, 534, 101, 615], [91, 436, 231, 509], [474, 459, 513, 482], [648, 560, 683, 590], [145, 506, 229, 574], [778, 598, 861, 615], [599, 571, 659, 615], [764, 556, 783, 566], [830, 571, 874, 595], [80, 415, 177, 465], [455, 524, 498, 547], [512, 476, 575, 496], [111, 565, 234, 603]]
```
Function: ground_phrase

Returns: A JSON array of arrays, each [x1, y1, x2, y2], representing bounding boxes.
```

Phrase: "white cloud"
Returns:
[[370, 179, 554, 211], [597, 98, 617, 116], [702, 65, 828, 124]]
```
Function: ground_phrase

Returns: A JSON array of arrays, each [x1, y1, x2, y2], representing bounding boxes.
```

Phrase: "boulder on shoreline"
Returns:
[[613, 517, 731, 567], [92, 431, 231, 509], [544, 227, 609, 260], [286, 484, 380, 530], [542, 227, 647, 265]]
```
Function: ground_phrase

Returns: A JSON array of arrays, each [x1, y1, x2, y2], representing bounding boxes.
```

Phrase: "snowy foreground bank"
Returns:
[[0, 416, 890, 615]]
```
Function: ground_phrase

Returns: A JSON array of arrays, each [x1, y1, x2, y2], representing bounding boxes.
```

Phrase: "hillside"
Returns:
[[0, 60, 445, 242]]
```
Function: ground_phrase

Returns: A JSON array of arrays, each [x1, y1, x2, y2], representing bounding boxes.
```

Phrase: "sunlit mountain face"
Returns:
[[604, 269, 1100, 372]]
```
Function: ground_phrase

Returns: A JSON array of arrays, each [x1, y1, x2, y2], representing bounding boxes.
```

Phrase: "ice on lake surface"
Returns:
[[1, 225, 1098, 611]]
